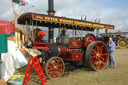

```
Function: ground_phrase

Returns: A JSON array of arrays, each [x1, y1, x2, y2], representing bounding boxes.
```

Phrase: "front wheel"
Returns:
[[44, 57, 65, 79], [86, 41, 108, 71]]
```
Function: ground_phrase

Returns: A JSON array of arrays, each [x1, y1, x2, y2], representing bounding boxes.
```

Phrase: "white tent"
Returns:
[[1, 40, 27, 81]]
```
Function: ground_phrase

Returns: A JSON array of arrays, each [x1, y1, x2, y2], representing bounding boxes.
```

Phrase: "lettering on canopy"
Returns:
[[32, 14, 114, 30]]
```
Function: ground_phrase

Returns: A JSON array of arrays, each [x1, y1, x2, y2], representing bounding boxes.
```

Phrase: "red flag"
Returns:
[[20, 0, 28, 6]]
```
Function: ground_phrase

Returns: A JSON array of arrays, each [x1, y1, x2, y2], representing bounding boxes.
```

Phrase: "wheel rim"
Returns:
[[46, 57, 64, 78], [117, 38, 128, 48], [91, 43, 108, 70]]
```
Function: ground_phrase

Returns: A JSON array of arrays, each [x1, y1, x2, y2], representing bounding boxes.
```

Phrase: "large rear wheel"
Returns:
[[86, 41, 108, 71], [44, 57, 65, 79]]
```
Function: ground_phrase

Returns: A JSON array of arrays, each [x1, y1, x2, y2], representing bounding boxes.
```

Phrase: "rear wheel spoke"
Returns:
[[91, 58, 95, 63], [95, 44, 98, 51], [93, 59, 97, 65], [91, 55, 96, 58], [92, 52, 96, 56], [48, 71, 52, 76], [100, 59, 105, 65], [48, 65, 53, 68], [58, 64, 63, 67], [98, 45, 104, 52], [100, 57, 104, 61], [57, 60, 61, 66], [96, 62, 99, 69], [101, 53, 107, 56], [92, 49, 97, 54], [47, 68, 54, 71]]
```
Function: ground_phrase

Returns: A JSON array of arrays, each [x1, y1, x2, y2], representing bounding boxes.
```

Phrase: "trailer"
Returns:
[[100, 32, 128, 48], [17, 12, 114, 79]]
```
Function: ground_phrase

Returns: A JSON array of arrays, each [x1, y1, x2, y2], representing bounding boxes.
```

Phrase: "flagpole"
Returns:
[[22, 5, 34, 14], [11, 0, 16, 19], [11, 0, 18, 45]]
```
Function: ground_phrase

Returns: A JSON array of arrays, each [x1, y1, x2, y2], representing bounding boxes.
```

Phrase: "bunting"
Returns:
[[12, 0, 20, 4]]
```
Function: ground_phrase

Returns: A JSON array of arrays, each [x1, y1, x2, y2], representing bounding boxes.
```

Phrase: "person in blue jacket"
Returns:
[[108, 37, 117, 68]]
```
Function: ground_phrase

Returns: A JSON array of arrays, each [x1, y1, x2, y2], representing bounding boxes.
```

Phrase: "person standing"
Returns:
[[108, 37, 117, 68]]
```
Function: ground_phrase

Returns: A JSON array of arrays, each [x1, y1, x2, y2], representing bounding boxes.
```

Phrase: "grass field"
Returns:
[[14, 48, 128, 85]]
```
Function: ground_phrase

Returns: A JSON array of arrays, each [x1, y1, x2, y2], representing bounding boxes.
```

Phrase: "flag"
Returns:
[[24, 0, 38, 5], [12, 0, 20, 4], [20, 0, 28, 6]]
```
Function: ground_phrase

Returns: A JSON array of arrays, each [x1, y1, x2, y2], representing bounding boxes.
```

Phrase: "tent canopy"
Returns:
[[0, 21, 15, 34]]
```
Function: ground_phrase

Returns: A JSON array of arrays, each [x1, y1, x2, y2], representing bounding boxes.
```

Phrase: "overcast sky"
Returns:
[[0, 0, 128, 32]]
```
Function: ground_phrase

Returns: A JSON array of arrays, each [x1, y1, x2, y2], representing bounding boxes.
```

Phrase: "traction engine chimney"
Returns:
[[47, 0, 55, 43]]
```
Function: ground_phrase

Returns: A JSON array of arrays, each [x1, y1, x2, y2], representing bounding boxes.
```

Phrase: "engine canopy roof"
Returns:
[[18, 12, 114, 31]]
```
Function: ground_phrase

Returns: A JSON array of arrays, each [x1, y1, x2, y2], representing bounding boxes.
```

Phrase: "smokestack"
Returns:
[[47, 0, 55, 43], [47, 0, 55, 16], [48, 0, 53, 11]]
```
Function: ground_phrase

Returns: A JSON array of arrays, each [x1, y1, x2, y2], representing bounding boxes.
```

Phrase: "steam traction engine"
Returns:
[[100, 32, 128, 48], [18, 13, 114, 79]]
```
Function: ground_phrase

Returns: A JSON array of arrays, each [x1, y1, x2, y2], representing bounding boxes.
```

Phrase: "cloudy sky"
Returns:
[[0, 0, 128, 32]]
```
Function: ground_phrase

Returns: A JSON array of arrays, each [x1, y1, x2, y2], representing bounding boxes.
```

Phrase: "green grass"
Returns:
[[12, 48, 128, 85]]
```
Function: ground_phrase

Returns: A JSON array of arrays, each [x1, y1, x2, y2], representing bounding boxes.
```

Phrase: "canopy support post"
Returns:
[[32, 20, 34, 42], [96, 28, 99, 38], [72, 26, 74, 37], [105, 29, 108, 37], [81, 27, 83, 39]]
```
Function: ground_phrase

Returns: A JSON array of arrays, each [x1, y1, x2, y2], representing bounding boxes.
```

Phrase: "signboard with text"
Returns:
[[32, 14, 114, 30]]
